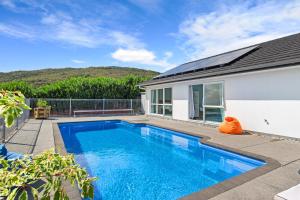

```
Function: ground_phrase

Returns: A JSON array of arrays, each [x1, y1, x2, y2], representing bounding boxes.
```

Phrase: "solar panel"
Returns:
[[157, 45, 258, 78]]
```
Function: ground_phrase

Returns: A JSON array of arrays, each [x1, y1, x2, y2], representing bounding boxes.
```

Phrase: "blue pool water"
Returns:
[[59, 120, 265, 200]]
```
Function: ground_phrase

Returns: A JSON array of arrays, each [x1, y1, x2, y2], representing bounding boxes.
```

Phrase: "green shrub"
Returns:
[[0, 75, 148, 99], [36, 99, 48, 107], [0, 81, 34, 97]]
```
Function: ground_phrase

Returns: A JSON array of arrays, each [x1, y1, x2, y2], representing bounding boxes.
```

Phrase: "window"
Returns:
[[151, 90, 157, 114], [158, 89, 163, 104], [150, 88, 172, 116], [204, 108, 223, 123], [164, 105, 172, 116], [189, 83, 224, 123], [164, 88, 172, 104], [204, 83, 224, 122], [204, 83, 223, 106], [164, 88, 172, 116]]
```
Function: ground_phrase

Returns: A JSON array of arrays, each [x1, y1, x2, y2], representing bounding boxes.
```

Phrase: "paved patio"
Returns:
[[5, 115, 300, 200]]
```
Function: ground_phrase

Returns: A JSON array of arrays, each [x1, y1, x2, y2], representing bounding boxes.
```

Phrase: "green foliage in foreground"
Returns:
[[0, 149, 96, 200], [0, 90, 31, 127], [0, 90, 96, 199], [0, 75, 148, 99]]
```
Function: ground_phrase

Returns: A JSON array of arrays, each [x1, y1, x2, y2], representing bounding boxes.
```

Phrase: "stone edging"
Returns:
[[52, 119, 281, 200]]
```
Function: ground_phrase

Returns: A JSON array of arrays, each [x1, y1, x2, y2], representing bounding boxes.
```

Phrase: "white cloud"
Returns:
[[0, 12, 108, 48], [0, 1, 146, 49], [179, 0, 300, 60], [40, 13, 174, 70], [111, 48, 174, 70], [0, 23, 34, 39], [40, 13, 108, 48], [110, 33, 174, 71], [71, 59, 85, 64], [0, 12, 144, 49], [0, 0, 47, 13], [112, 48, 154, 62], [111, 31, 144, 49], [0, 0, 15, 9], [164, 51, 173, 60]]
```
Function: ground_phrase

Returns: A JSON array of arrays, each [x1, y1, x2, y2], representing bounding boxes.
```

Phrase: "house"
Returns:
[[140, 33, 300, 139]]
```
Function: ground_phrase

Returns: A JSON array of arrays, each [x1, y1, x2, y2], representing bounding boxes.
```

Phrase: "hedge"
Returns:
[[0, 75, 148, 99]]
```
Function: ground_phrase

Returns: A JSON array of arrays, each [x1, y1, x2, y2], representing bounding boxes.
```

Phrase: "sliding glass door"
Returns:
[[189, 83, 224, 123]]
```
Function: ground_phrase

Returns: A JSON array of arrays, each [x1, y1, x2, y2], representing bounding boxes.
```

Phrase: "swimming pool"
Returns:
[[58, 120, 265, 199]]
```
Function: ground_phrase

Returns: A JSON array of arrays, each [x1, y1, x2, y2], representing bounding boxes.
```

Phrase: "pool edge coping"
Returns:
[[52, 119, 281, 200]]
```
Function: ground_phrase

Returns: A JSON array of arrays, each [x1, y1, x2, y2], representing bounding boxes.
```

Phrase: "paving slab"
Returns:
[[20, 123, 42, 130], [209, 134, 272, 149], [211, 160, 300, 200], [266, 160, 300, 182], [242, 140, 300, 165], [5, 142, 33, 154], [33, 119, 54, 155], [210, 180, 279, 200], [5, 119, 42, 154], [8, 130, 37, 144]]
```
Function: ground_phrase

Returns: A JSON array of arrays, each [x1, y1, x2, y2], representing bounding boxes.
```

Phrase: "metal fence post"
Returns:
[[130, 99, 133, 114], [102, 99, 105, 114], [16, 118, 19, 130], [2, 124, 6, 143], [69, 98, 72, 117]]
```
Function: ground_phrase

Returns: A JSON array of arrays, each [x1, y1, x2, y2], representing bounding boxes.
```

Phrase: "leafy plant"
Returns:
[[0, 90, 31, 127], [36, 99, 48, 107], [0, 149, 96, 200], [0, 90, 96, 199]]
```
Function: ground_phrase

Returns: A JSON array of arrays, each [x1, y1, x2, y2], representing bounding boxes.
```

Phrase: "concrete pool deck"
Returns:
[[5, 115, 300, 200]]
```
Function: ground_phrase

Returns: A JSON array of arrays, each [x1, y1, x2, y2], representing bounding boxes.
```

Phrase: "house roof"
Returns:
[[140, 32, 300, 86]]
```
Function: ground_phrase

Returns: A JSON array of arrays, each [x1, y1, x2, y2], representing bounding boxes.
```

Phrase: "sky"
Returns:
[[0, 0, 300, 73]]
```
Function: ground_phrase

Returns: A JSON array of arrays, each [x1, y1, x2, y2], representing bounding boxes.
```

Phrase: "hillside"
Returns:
[[0, 66, 159, 86]]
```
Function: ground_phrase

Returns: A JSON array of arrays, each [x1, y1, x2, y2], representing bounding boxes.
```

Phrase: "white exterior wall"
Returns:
[[144, 65, 300, 138], [145, 89, 151, 114], [172, 84, 189, 120], [140, 92, 147, 114]]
